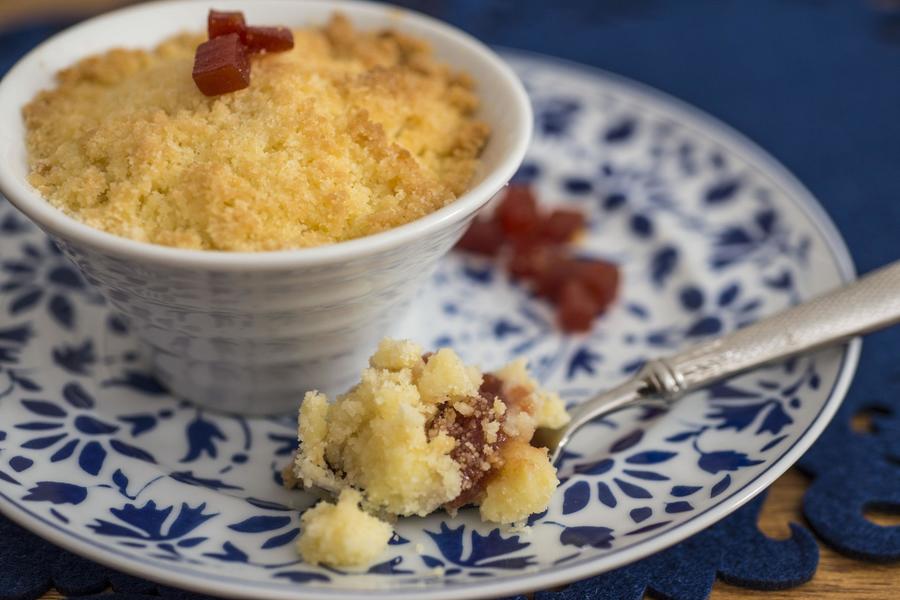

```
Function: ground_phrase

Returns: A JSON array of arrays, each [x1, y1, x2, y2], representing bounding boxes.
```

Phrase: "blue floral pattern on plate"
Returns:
[[0, 53, 856, 599]]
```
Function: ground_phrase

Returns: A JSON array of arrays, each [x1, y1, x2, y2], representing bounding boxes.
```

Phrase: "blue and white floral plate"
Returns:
[[0, 52, 857, 600]]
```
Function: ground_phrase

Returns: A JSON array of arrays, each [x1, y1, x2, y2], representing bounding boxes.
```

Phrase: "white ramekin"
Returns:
[[0, 0, 532, 415]]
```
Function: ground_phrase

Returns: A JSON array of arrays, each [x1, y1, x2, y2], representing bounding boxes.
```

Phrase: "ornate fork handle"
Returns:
[[547, 261, 900, 462], [646, 260, 900, 398]]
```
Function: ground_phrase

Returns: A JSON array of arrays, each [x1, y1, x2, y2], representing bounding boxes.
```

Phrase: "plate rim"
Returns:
[[0, 48, 860, 600]]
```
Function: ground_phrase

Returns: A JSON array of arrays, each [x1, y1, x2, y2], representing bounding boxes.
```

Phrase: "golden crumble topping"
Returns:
[[290, 338, 570, 567], [298, 489, 393, 567], [23, 14, 489, 251]]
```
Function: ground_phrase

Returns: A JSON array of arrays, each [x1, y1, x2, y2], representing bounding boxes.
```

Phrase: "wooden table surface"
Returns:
[[2, 1, 897, 599]]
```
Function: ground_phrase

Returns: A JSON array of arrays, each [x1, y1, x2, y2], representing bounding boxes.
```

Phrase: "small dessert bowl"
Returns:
[[0, 0, 532, 415]]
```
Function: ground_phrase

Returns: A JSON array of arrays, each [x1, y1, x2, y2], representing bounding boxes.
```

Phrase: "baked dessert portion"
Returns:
[[23, 14, 489, 251], [289, 339, 570, 567], [298, 489, 392, 567]]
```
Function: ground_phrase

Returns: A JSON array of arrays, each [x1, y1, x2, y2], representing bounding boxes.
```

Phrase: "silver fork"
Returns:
[[533, 260, 900, 464]]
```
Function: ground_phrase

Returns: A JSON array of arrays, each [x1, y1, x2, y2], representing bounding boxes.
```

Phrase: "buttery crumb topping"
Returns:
[[23, 14, 489, 251], [290, 339, 570, 567]]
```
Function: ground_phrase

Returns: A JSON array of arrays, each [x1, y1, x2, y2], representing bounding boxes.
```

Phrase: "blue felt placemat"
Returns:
[[1, 1, 899, 599]]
